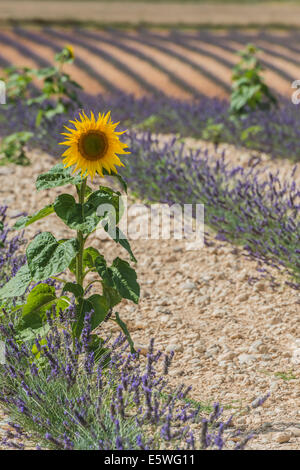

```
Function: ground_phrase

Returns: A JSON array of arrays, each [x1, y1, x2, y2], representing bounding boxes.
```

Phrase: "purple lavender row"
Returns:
[[0, 309, 258, 450], [123, 131, 300, 287], [108, 28, 230, 94], [0, 31, 50, 68], [75, 28, 200, 98], [0, 206, 26, 290], [12, 27, 121, 94], [189, 30, 295, 84], [222, 30, 300, 68]]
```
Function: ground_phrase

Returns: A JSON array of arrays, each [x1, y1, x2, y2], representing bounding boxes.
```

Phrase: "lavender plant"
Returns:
[[0, 206, 26, 291], [0, 311, 257, 451], [123, 132, 300, 287]]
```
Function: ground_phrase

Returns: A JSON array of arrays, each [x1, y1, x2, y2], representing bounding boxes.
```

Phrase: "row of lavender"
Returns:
[[0, 207, 257, 450], [0, 93, 299, 286], [1, 90, 300, 161]]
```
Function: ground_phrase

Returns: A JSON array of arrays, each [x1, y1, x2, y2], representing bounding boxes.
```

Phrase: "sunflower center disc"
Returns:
[[79, 131, 108, 161]]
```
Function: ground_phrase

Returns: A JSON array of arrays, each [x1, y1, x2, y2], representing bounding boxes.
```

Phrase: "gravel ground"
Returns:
[[0, 138, 299, 450]]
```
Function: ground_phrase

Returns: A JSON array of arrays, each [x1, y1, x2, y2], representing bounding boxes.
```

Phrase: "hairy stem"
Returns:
[[75, 178, 87, 288]]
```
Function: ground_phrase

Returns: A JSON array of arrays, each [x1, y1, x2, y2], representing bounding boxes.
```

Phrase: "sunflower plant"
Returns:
[[0, 111, 139, 354], [1, 45, 82, 127]]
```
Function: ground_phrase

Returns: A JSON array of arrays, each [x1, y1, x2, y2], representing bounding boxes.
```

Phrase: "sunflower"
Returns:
[[60, 111, 130, 180], [65, 45, 74, 59]]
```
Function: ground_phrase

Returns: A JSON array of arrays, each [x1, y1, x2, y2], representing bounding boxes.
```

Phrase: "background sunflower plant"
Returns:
[[0, 111, 139, 356]]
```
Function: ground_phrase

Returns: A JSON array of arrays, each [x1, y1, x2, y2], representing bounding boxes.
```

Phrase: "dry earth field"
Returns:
[[0, 27, 300, 99], [1, 1, 300, 26]]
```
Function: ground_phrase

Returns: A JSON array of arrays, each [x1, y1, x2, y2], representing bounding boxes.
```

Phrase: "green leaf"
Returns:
[[69, 247, 101, 274], [114, 312, 136, 354], [110, 258, 140, 304], [103, 168, 127, 193], [72, 294, 109, 339], [27, 232, 78, 281], [95, 256, 139, 304], [20, 283, 69, 330], [102, 284, 122, 309], [0, 264, 31, 300], [13, 204, 54, 230], [87, 294, 110, 330], [94, 255, 107, 279], [54, 188, 121, 234], [16, 324, 50, 343], [0, 221, 3, 232], [72, 297, 93, 339], [103, 224, 137, 263], [36, 163, 81, 191], [62, 282, 84, 298]]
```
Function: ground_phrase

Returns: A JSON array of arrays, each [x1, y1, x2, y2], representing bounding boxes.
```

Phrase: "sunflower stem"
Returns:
[[75, 178, 87, 288]]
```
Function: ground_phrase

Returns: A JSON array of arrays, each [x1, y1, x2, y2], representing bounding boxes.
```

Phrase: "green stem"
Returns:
[[84, 279, 102, 294], [75, 178, 87, 288]]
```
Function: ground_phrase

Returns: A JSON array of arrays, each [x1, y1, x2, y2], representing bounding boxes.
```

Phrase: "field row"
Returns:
[[0, 28, 300, 99]]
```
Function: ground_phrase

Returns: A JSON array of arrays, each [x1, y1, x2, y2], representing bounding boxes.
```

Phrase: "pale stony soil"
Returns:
[[0, 139, 300, 450]]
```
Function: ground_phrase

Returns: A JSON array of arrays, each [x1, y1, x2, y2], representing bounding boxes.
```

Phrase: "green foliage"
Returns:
[[1, 46, 82, 128], [274, 371, 297, 381], [20, 283, 69, 330], [230, 44, 277, 117], [2, 66, 33, 102], [240, 124, 264, 148], [201, 119, 224, 146], [0, 160, 139, 351], [96, 256, 140, 304], [0, 131, 33, 166], [26, 232, 78, 282], [0, 264, 31, 299], [36, 163, 81, 191], [53, 187, 122, 234], [13, 204, 54, 229]]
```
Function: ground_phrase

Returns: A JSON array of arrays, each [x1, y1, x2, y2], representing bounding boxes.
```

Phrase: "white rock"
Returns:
[[248, 340, 264, 353], [166, 343, 183, 353], [287, 427, 300, 438], [238, 353, 256, 365], [160, 315, 170, 323], [182, 281, 196, 290], [292, 348, 300, 365]]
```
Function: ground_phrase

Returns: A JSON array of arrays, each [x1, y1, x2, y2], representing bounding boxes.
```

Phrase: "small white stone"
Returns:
[[287, 427, 300, 438], [166, 343, 183, 353], [238, 353, 256, 365], [182, 281, 196, 290]]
